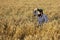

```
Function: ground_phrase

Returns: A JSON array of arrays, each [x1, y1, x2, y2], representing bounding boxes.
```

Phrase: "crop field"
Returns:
[[0, 0, 60, 40]]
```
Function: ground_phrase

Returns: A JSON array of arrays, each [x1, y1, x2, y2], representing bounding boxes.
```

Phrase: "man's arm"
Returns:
[[33, 10, 36, 16], [44, 15, 48, 23], [33, 8, 37, 16]]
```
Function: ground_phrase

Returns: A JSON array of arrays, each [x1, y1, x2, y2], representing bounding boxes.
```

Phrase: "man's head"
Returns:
[[34, 8, 43, 17], [37, 8, 43, 17]]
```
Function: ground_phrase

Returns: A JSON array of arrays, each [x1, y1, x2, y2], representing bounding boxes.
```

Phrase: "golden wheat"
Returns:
[[0, 0, 60, 40]]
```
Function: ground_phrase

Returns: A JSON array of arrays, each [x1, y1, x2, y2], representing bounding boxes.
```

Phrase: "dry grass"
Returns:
[[0, 0, 60, 40]]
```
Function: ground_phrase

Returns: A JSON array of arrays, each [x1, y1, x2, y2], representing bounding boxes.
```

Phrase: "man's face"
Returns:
[[37, 11, 42, 17]]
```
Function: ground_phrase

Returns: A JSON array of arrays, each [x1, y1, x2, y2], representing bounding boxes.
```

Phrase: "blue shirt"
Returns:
[[34, 11, 48, 25], [38, 14, 48, 24]]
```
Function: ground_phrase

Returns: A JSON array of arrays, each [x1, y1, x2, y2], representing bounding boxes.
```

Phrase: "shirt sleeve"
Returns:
[[44, 15, 48, 23], [33, 10, 37, 16]]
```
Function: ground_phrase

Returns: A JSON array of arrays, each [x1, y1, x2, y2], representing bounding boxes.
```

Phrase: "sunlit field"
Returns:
[[0, 0, 60, 40]]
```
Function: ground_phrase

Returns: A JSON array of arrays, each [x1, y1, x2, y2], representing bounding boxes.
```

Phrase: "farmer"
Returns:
[[33, 8, 48, 26]]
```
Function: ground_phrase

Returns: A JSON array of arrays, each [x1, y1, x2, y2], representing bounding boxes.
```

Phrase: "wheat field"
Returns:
[[0, 0, 60, 40]]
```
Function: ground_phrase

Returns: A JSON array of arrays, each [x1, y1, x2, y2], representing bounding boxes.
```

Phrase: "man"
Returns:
[[33, 8, 48, 26]]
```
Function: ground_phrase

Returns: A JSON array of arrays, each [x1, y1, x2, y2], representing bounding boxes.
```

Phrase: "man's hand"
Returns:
[[34, 15, 36, 16], [34, 8, 37, 11]]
